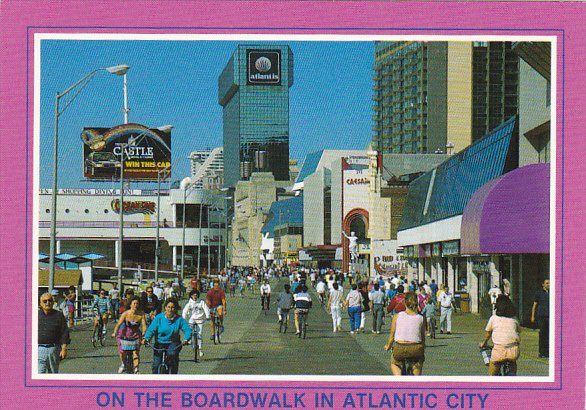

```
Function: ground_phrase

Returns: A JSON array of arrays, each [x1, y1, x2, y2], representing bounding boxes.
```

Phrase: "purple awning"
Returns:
[[461, 164, 550, 255]]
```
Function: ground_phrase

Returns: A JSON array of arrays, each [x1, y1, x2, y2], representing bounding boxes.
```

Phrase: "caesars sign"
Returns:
[[81, 123, 171, 181], [247, 50, 281, 85]]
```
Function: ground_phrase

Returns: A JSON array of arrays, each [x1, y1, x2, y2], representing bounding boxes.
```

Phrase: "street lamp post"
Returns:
[[180, 177, 193, 282], [48, 64, 129, 292], [152, 124, 174, 283]]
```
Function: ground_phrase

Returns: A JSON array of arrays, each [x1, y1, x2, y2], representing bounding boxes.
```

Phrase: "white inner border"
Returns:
[[32, 33, 557, 383]]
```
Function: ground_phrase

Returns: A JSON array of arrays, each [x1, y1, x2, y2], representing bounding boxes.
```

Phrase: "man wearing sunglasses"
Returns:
[[38, 292, 70, 373]]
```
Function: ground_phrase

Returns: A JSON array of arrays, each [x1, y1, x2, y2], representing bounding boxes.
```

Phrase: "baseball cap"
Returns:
[[51, 289, 59, 296]]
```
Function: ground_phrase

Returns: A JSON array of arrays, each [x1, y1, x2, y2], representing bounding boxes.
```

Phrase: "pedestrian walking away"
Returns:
[[38, 292, 70, 373], [369, 283, 386, 334], [276, 284, 294, 332], [531, 278, 550, 358], [344, 284, 363, 334], [327, 282, 343, 332]]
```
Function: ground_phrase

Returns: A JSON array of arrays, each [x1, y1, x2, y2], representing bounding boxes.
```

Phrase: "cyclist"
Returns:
[[92, 290, 112, 336], [143, 298, 192, 374], [112, 296, 147, 373], [479, 295, 520, 376], [293, 285, 312, 337], [276, 283, 294, 328], [206, 279, 227, 339], [182, 289, 210, 357], [384, 292, 426, 375], [315, 279, 327, 306], [140, 286, 161, 326], [260, 280, 271, 311]]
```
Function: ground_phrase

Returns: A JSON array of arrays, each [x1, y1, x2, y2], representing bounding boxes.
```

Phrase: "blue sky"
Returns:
[[39, 39, 374, 188]]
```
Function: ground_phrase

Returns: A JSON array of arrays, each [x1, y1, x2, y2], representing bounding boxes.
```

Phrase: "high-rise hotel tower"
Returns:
[[219, 45, 294, 187], [372, 42, 518, 155]]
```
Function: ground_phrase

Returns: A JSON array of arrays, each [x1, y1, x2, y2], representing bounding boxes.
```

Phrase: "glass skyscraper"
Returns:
[[219, 45, 294, 187]]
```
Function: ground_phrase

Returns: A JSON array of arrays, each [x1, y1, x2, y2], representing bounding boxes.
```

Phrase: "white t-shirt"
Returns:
[[485, 315, 520, 346], [260, 284, 271, 295], [439, 292, 454, 308], [316, 282, 326, 294], [109, 288, 120, 300], [329, 289, 343, 307]]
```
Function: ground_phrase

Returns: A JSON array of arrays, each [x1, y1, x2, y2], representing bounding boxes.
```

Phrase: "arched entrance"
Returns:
[[342, 208, 369, 275]]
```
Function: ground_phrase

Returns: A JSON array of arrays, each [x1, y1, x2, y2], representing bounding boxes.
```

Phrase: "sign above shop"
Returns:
[[247, 50, 281, 85], [111, 199, 156, 215]]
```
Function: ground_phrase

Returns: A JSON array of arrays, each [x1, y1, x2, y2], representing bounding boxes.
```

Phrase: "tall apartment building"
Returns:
[[372, 41, 519, 154], [219, 45, 294, 188], [188, 147, 224, 190]]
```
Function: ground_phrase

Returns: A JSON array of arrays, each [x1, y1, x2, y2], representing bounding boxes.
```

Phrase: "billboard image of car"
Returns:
[[81, 123, 171, 181]]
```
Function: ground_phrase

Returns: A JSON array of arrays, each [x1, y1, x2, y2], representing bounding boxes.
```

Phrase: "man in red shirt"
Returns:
[[206, 279, 227, 338], [387, 285, 406, 314], [190, 276, 199, 291]]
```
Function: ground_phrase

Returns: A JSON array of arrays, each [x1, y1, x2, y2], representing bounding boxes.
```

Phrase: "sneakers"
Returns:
[[102, 329, 107, 335], [199, 350, 204, 357], [118, 364, 125, 374], [134, 368, 139, 374], [447, 331, 452, 335], [350, 331, 355, 335], [371, 330, 377, 334]]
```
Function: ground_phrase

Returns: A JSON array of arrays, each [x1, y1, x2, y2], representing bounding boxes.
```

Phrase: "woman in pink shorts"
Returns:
[[479, 295, 520, 375]]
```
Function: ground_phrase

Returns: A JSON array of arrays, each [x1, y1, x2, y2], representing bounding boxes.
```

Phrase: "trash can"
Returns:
[[460, 292, 470, 313]]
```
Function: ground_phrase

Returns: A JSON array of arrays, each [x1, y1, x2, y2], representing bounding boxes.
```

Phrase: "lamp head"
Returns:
[[180, 177, 193, 191], [156, 125, 174, 133], [106, 64, 130, 76]]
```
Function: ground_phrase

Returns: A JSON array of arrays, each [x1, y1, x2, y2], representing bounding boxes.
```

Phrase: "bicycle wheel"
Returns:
[[99, 323, 105, 346], [92, 326, 99, 348], [123, 351, 134, 373], [192, 332, 199, 363]]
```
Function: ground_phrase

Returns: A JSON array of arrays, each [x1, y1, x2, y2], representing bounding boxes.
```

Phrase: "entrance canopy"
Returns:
[[38, 270, 83, 287], [461, 163, 549, 255]]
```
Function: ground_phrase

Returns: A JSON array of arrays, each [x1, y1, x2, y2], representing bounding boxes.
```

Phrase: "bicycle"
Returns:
[[92, 314, 107, 347], [119, 338, 139, 373], [262, 295, 270, 315], [144, 341, 170, 374], [388, 347, 416, 375], [480, 346, 514, 376], [211, 311, 223, 345], [190, 324, 202, 362]]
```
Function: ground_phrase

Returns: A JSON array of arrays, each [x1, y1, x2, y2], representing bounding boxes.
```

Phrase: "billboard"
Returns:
[[247, 49, 281, 85], [81, 123, 171, 181]]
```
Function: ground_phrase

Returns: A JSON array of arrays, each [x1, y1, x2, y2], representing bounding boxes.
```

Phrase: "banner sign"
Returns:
[[111, 199, 156, 215], [442, 240, 460, 256], [247, 50, 281, 85], [81, 123, 171, 181]]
